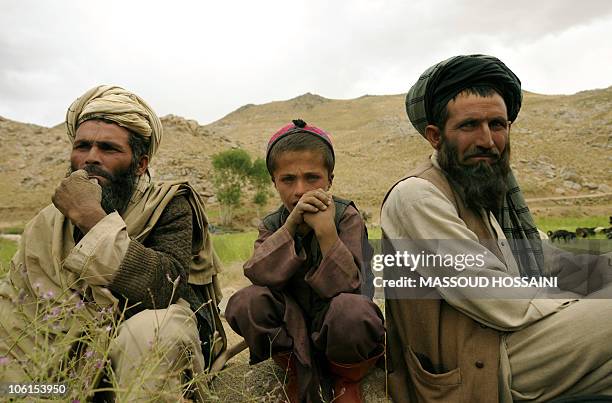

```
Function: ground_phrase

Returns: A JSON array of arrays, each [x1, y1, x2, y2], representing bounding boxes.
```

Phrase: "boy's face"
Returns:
[[272, 150, 333, 212]]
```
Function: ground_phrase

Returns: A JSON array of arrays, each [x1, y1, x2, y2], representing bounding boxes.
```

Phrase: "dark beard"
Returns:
[[68, 163, 138, 215], [438, 137, 511, 214]]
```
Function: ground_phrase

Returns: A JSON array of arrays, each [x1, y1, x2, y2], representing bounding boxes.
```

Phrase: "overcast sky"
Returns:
[[1, 0, 612, 127]]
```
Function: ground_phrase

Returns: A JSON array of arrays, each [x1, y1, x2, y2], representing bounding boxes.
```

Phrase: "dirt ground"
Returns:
[[210, 290, 390, 402]]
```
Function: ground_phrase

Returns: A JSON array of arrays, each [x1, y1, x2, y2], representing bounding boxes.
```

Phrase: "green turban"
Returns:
[[66, 85, 163, 161], [406, 54, 522, 136]]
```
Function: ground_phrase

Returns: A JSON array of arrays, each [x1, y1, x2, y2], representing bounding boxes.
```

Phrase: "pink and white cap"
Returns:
[[265, 119, 334, 169]]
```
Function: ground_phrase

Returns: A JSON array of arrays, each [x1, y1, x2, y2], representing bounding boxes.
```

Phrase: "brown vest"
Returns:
[[383, 159, 502, 403]]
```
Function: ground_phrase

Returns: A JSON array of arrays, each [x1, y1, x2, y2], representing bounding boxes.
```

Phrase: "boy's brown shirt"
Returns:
[[244, 204, 364, 309]]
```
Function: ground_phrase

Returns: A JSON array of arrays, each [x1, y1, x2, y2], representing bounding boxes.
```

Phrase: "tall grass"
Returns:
[[0, 214, 609, 401], [0, 283, 225, 402]]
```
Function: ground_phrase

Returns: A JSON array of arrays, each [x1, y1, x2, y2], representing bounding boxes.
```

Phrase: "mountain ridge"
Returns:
[[1, 87, 611, 226]]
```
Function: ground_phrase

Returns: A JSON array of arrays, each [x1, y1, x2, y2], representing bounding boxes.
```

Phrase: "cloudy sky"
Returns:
[[1, 0, 612, 127]]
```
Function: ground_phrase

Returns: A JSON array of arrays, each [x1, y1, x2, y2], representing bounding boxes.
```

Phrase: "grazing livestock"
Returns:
[[575, 227, 596, 238], [547, 230, 577, 242]]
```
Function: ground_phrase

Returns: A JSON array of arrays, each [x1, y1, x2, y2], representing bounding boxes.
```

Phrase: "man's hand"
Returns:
[[283, 189, 332, 235], [52, 169, 107, 234]]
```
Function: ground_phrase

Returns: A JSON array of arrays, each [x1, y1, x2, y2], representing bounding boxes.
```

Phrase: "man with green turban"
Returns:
[[0, 85, 225, 401], [381, 55, 612, 402]]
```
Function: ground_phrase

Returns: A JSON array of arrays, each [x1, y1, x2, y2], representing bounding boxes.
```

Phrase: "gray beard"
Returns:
[[437, 138, 511, 214]]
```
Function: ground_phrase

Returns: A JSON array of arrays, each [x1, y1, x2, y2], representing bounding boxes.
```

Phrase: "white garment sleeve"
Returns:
[[62, 212, 130, 287], [381, 177, 578, 331]]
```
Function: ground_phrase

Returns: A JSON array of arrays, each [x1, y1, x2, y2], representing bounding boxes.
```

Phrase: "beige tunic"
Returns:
[[381, 153, 612, 402]]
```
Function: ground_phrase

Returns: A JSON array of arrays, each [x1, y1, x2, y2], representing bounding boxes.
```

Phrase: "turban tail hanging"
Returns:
[[406, 54, 522, 136], [65, 85, 163, 161]]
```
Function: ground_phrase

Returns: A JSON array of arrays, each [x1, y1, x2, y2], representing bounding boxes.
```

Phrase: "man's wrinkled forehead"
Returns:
[[74, 119, 132, 144]]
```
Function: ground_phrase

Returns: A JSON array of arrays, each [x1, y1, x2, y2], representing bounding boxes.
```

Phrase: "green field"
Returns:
[[534, 215, 610, 234], [1, 215, 609, 272], [211, 231, 257, 264], [368, 215, 610, 239], [0, 238, 17, 275]]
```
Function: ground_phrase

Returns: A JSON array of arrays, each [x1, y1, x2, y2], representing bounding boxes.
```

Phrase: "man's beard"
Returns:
[[68, 163, 138, 215], [437, 136, 511, 213]]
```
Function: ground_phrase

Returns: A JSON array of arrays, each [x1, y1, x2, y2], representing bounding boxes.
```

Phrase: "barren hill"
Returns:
[[201, 88, 612, 213], [1, 88, 611, 227]]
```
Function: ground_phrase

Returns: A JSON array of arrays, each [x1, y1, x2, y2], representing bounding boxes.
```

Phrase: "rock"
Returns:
[[530, 160, 556, 179], [583, 183, 599, 190], [560, 168, 581, 183], [563, 180, 582, 191], [157, 173, 177, 181], [542, 167, 555, 179], [536, 155, 553, 164], [554, 188, 566, 195], [598, 184, 612, 193]]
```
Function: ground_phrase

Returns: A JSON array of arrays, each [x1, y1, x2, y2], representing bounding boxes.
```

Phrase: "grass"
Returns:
[[0, 238, 18, 274], [0, 226, 24, 235], [0, 281, 224, 402], [211, 231, 257, 265], [1, 215, 609, 270], [534, 215, 610, 234], [368, 217, 611, 239], [0, 214, 609, 401]]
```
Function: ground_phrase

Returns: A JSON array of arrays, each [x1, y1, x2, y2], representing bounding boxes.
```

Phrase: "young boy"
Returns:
[[225, 120, 384, 403]]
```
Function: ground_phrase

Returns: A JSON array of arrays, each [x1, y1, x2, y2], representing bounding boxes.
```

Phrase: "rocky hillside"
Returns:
[[0, 114, 242, 226], [1, 87, 611, 227]]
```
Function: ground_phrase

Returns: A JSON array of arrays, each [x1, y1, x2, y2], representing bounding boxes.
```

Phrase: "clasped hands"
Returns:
[[284, 189, 336, 238]]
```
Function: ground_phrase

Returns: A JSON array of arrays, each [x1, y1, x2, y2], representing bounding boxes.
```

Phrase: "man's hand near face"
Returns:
[[52, 169, 107, 234]]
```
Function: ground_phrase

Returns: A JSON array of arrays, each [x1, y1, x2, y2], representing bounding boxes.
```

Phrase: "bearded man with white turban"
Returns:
[[0, 85, 225, 401], [381, 55, 612, 402]]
